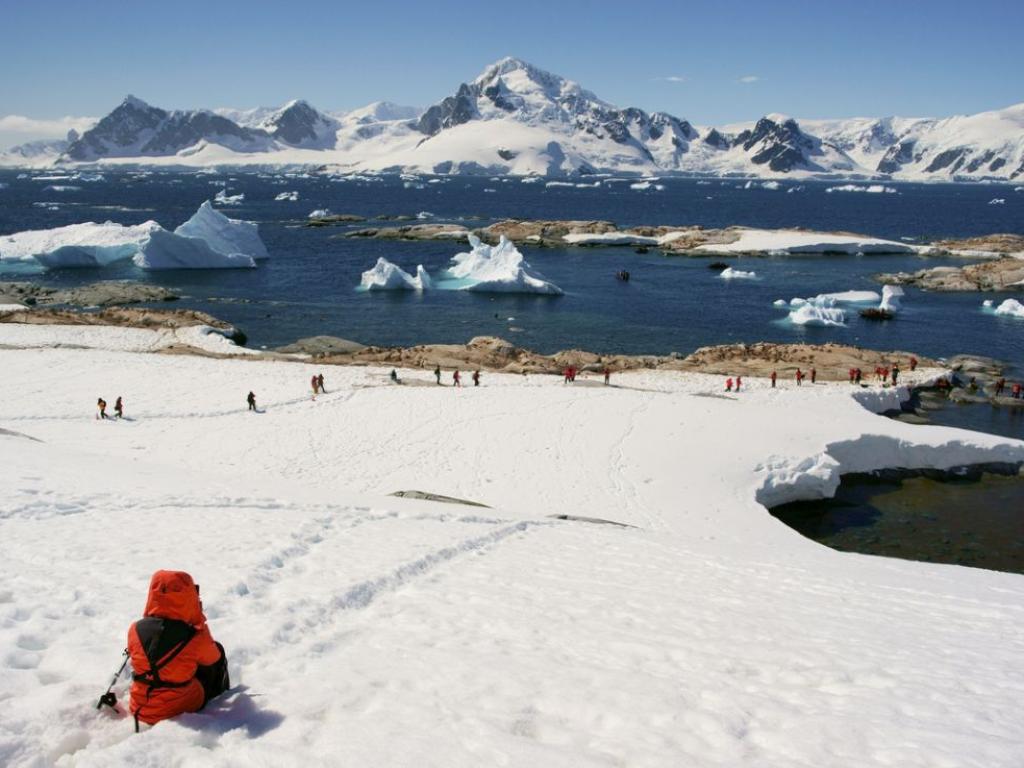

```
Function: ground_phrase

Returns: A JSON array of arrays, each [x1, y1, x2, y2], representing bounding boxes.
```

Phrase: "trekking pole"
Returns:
[[96, 649, 130, 709]]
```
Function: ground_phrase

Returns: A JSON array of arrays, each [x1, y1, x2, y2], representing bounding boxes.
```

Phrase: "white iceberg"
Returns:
[[789, 290, 880, 307], [719, 267, 758, 280], [174, 201, 269, 261], [1, 201, 268, 273], [788, 299, 847, 327], [773, 299, 789, 307], [133, 229, 257, 270], [988, 198, 1006, 205], [359, 258, 431, 291], [308, 208, 331, 219], [993, 298, 1024, 318], [878, 285, 904, 313], [275, 191, 299, 201], [0, 220, 161, 270], [440, 235, 563, 295], [214, 189, 244, 205], [826, 184, 898, 194]]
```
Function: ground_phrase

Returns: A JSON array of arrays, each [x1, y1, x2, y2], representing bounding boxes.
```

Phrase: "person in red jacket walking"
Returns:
[[810, 368, 817, 384], [770, 371, 777, 388], [453, 370, 462, 387], [726, 377, 733, 392], [735, 376, 742, 392], [127, 571, 229, 730], [795, 369, 803, 386]]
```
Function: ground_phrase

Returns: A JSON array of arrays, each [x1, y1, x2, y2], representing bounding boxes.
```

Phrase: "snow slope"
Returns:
[[1, 330, 1023, 766]]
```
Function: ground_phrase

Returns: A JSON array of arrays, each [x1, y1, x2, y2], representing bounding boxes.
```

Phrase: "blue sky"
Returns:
[[2, 0, 1022, 148]]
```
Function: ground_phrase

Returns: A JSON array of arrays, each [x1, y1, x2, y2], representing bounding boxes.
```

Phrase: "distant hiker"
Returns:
[[390, 369, 400, 384], [603, 367, 611, 385], [810, 368, 817, 384], [127, 570, 229, 730], [311, 374, 319, 400], [891, 364, 900, 385], [726, 377, 733, 392], [855, 368, 862, 385], [910, 356, 918, 372], [770, 371, 777, 388], [881, 367, 890, 385], [114, 396, 124, 419], [995, 378, 1006, 396], [795, 369, 803, 386], [569, 366, 577, 383], [564, 367, 571, 384], [97, 398, 108, 420], [969, 376, 978, 392], [434, 365, 442, 385], [453, 370, 462, 387], [848, 368, 855, 384], [317, 373, 326, 394], [472, 370, 480, 387], [736, 376, 742, 392], [247, 392, 256, 411], [1012, 382, 1022, 399]]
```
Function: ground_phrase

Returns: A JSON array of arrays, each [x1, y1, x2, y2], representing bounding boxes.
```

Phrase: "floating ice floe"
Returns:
[[699, 228, 916, 255], [441, 234, 562, 295], [308, 208, 330, 219], [359, 258, 431, 291], [417, 211, 434, 219], [274, 191, 299, 202], [630, 181, 665, 191], [742, 180, 780, 190], [719, 267, 758, 280], [214, 189, 245, 205], [991, 298, 1024, 318], [44, 185, 81, 192], [987, 198, 1006, 205], [826, 184, 898, 194], [0, 201, 267, 272], [520, 176, 543, 184]]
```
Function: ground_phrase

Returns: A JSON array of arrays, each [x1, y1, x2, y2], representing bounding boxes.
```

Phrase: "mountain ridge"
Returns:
[[2, 57, 1022, 181]]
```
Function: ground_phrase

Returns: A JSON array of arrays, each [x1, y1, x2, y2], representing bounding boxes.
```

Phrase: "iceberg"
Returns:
[[780, 290, 880, 327], [788, 300, 847, 327], [826, 184, 897, 194], [214, 189, 244, 205], [0, 200, 268, 273], [993, 298, 1024, 319], [275, 191, 299, 201], [174, 201, 269, 261], [878, 285, 904, 313], [359, 258, 431, 291], [133, 229, 257, 270], [0, 220, 161, 271], [441, 235, 563, 295], [719, 267, 757, 280]]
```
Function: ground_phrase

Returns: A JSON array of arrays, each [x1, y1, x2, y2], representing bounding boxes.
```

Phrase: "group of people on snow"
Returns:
[[96, 396, 124, 420], [310, 373, 326, 399]]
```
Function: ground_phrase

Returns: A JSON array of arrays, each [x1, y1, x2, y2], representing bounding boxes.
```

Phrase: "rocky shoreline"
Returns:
[[331, 217, 1024, 261], [0, 280, 180, 308], [876, 255, 1024, 292]]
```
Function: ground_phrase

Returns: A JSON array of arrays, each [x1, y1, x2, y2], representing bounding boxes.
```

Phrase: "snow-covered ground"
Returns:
[[1, 329, 1023, 767]]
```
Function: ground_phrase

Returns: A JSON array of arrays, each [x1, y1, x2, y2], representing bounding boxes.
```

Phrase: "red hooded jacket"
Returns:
[[128, 570, 221, 725]]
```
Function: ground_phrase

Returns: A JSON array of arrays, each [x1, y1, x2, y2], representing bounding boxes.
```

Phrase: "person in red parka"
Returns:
[[127, 570, 229, 729]]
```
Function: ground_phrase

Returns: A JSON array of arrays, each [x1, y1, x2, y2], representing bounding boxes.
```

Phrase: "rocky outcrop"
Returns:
[[876, 257, 1024, 292], [0, 306, 244, 343], [0, 281, 179, 307]]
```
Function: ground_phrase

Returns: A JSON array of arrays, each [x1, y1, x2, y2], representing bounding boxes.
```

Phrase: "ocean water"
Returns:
[[1, 169, 1022, 369]]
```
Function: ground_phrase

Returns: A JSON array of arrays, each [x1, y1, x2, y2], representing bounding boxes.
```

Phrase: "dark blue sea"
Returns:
[[1, 169, 1021, 369]]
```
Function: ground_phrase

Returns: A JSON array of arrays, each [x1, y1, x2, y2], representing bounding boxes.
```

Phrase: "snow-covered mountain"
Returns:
[[3, 58, 1022, 180]]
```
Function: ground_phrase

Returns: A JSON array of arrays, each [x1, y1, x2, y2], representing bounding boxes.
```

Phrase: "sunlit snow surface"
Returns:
[[0, 332, 1023, 766]]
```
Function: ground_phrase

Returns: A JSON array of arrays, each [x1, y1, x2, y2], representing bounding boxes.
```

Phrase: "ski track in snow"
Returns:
[[1, 340, 1023, 766]]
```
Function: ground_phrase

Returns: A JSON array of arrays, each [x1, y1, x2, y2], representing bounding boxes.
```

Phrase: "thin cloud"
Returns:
[[652, 75, 687, 83], [0, 115, 97, 137], [737, 75, 761, 84]]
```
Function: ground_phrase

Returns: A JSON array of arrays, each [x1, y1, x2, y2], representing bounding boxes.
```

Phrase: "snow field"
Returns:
[[1, 338, 1023, 766]]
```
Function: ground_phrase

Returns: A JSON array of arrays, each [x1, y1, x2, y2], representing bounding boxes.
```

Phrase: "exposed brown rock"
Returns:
[[876, 257, 1024, 292]]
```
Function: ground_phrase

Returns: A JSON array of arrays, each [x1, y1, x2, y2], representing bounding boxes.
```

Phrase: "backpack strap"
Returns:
[[132, 617, 197, 690]]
